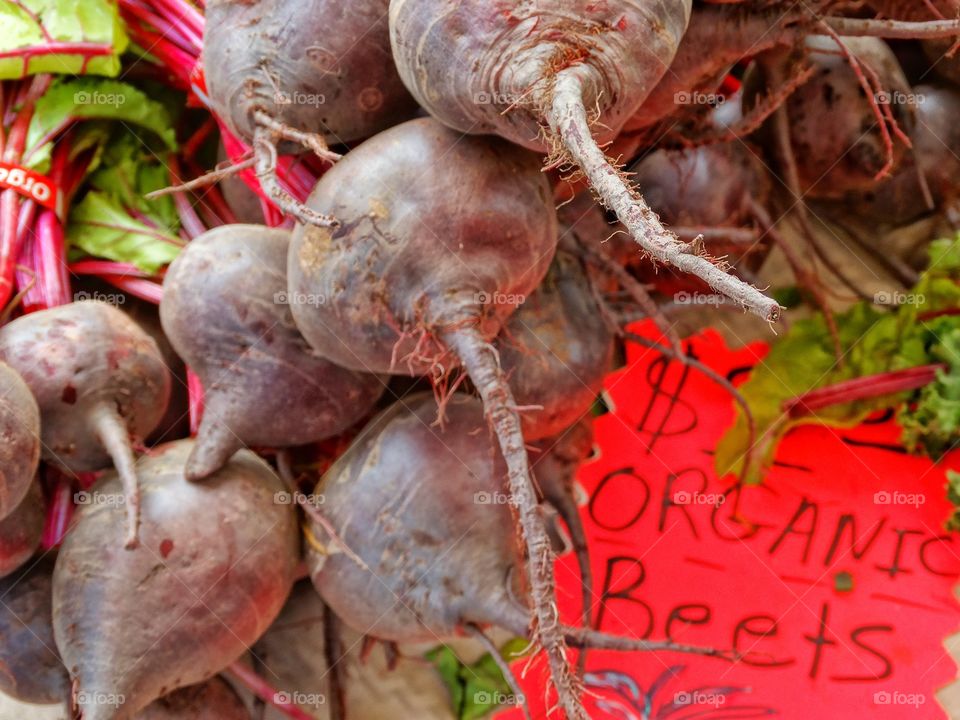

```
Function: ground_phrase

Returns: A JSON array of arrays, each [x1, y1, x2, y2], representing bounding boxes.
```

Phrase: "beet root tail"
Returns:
[[542, 72, 781, 323], [89, 402, 140, 550], [446, 326, 586, 720]]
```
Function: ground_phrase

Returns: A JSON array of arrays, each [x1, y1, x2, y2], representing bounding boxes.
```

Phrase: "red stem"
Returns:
[[187, 367, 203, 435], [225, 663, 316, 720], [784, 364, 947, 418], [69, 259, 151, 277], [40, 471, 74, 550], [99, 275, 164, 304]]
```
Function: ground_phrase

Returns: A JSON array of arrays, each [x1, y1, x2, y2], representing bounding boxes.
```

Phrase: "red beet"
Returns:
[[52, 439, 299, 720], [0, 359, 40, 520], [160, 224, 385, 480], [0, 302, 171, 548]]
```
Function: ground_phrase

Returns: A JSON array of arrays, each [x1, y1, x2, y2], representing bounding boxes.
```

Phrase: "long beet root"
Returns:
[[0, 359, 40, 520], [389, 0, 781, 321], [161, 225, 385, 480], [0, 302, 171, 548], [308, 395, 731, 720], [52, 439, 299, 720], [0, 557, 70, 704], [204, 0, 418, 226], [0, 482, 43, 579], [134, 677, 249, 720], [498, 249, 612, 442], [287, 117, 593, 713]]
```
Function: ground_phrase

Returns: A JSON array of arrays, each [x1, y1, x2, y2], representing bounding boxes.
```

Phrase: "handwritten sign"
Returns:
[[503, 323, 960, 719]]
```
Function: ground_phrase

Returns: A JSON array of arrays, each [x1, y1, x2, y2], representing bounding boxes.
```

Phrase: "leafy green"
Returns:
[[717, 237, 960, 484], [900, 324, 960, 459], [0, 0, 127, 79], [25, 77, 177, 172], [67, 192, 182, 274], [947, 471, 960, 532], [427, 638, 532, 719]]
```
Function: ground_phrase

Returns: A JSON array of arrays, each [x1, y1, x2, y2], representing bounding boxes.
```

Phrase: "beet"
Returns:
[[758, 35, 915, 199], [849, 84, 960, 223], [498, 249, 612, 442], [0, 302, 171, 548], [286, 115, 582, 709], [52, 439, 299, 720], [0, 557, 70, 704], [0, 482, 43, 579], [389, 0, 781, 322], [0, 359, 40, 520], [161, 224, 385, 480], [307, 392, 728, 713], [204, 0, 418, 225]]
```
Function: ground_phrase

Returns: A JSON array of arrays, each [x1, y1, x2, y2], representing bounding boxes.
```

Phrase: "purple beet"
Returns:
[[0, 302, 171, 548], [160, 224, 385, 480], [0, 359, 40, 519], [0, 482, 43, 579], [52, 439, 299, 720], [0, 557, 69, 704]]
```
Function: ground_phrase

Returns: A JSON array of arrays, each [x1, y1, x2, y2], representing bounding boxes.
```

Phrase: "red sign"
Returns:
[[503, 322, 960, 719]]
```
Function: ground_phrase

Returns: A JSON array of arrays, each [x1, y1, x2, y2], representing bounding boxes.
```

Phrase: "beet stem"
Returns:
[[543, 73, 781, 323], [445, 327, 586, 720], [467, 623, 533, 720], [225, 662, 315, 720], [89, 402, 140, 549]]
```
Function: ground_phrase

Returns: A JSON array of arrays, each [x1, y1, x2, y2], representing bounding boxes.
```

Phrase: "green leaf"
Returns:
[[24, 77, 177, 172], [85, 132, 179, 232], [899, 324, 960, 460], [425, 645, 466, 715], [67, 191, 183, 273], [947, 471, 960, 532], [717, 236, 960, 483], [427, 638, 533, 720], [0, 0, 127, 79]]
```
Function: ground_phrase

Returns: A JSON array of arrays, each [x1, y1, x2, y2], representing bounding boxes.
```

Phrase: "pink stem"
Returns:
[[187, 367, 203, 435], [40, 472, 73, 550], [784, 364, 947, 417], [225, 663, 316, 720], [31, 210, 70, 308], [69, 259, 150, 277], [100, 275, 163, 304]]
